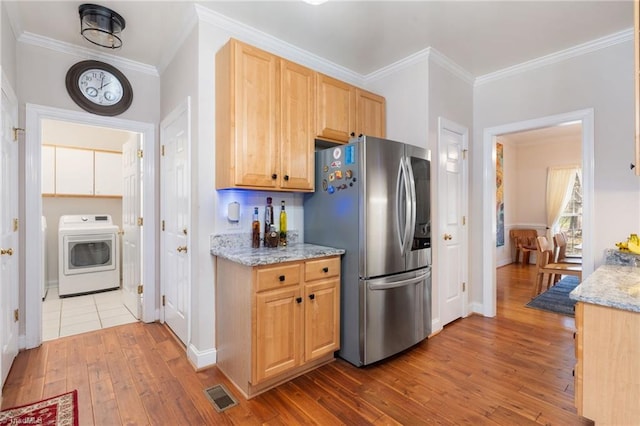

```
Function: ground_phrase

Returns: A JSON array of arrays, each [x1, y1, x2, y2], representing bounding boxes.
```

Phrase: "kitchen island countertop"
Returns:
[[211, 243, 345, 267], [570, 263, 640, 313]]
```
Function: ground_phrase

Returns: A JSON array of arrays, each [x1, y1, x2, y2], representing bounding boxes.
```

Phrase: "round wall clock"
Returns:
[[65, 60, 133, 116]]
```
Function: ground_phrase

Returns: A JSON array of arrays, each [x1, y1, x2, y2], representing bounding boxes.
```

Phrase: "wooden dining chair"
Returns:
[[553, 232, 581, 264], [533, 236, 581, 297]]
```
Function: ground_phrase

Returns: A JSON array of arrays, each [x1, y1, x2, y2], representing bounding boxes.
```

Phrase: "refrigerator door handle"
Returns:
[[396, 161, 411, 255], [405, 157, 418, 253], [368, 271, 429, 290]]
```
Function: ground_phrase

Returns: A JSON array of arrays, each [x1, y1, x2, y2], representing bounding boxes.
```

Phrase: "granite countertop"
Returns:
[[211, 243, 345, 267], [570, 250, 640, 312]]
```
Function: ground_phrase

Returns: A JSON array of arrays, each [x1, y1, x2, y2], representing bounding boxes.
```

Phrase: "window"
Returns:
[[557, 172, 582, 256]]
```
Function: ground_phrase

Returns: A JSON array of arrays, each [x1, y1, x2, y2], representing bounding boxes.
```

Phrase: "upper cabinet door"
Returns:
[[280, 59, 314, 191], [94, 151, 122, 196], [356, 88, 386, 139], [216, 39, 279, 189], [55, 147, 94, 195], [316, 73, 356, 143]]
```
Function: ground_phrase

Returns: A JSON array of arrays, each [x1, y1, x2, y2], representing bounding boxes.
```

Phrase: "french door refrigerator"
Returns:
[[304, 135, 431, 366]]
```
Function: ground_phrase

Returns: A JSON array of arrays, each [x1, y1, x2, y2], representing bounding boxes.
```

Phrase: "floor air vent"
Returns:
[[204, 384, 238, 412]]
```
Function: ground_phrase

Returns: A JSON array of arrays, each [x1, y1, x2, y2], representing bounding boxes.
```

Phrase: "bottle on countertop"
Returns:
[[279, 200, 287, 246], [264, 197, 274, 247], [251, 207, 260, 248]]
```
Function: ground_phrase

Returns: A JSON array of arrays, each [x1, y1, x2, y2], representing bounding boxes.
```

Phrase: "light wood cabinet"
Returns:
[[216, 255, 340, 398], [216, 39, 279, 190], [356, 88, 386, 139], [574, 302, 640, 424], [216, 38, 385, 189], [216, 39, 313, 191], [316, 74, 386, 144], [279, 59, 315, 191]]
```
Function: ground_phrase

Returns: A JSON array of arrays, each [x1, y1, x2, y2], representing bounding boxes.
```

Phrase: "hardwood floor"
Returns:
[[2, 263, 592, 425]]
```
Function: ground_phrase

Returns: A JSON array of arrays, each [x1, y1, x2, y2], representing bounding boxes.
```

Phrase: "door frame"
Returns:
[[481, 108, 594, 317], [24, 103, 157, 349]]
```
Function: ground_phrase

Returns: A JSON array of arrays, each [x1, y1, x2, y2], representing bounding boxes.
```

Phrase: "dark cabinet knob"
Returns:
[[350, 132, 355, 137], [309, 294, 315, 300], [272, 173, 277, 179], [284, 175, 289, 181], [296, 297, 302, 304], [279, 275, 285, 282], [322, 267, 329, 273]]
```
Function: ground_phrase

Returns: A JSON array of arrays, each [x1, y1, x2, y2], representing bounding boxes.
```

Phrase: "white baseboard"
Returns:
[[187, 344, 217, 370], [18, 334, 27, 350]]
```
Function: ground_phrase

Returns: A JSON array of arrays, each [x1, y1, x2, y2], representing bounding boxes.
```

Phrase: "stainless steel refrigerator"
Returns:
[[304, 135, 431, 366]]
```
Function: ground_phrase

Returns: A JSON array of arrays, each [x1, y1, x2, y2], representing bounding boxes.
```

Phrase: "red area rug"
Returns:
[[0, 390, 78, 426]]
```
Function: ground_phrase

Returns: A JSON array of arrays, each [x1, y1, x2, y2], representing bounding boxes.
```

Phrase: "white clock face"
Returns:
[[78, 69, 124, 106]]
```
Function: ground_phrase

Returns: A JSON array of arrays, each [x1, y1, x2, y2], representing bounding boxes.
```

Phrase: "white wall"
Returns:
[[472, 40, 639, 306], [368, 58, 429, 148], [1, 1, 17, 87]]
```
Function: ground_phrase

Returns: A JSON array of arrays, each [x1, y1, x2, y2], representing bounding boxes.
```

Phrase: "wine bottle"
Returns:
[[251, 207, 260, 248], [264, 197, 274, 247], [279, 200, 287, 246]]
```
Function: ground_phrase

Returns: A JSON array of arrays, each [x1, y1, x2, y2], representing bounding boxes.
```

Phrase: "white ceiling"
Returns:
[[4, 0, 633, 78]]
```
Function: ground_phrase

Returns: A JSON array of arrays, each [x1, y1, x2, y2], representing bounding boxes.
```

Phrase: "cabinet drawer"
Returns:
[[256, 263, 301, 292], [305, 257, 340, 282]]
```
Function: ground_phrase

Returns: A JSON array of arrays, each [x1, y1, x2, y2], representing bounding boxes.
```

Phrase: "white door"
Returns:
[[160, 99, 191, 345], [438, 118, 469, 327], [122, 137, 142, 318], [1, 80, 19, 388]]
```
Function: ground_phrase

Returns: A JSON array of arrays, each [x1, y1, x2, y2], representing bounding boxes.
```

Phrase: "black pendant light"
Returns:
[[79, 4, 126, 49]]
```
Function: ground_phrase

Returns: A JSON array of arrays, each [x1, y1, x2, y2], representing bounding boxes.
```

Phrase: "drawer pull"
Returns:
[[279, 275, 285, 282], [322, 267, 329, 273], [296, 297, 302, 304], [309, 294, 315, 300]]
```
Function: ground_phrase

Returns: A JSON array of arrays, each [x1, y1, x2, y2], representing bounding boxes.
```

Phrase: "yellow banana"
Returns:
[[628, 240, 640, 254]]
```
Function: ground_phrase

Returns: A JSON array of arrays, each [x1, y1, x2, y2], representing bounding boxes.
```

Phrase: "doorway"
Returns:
[[24, 104, 156, 349], [481, 109, 594, 317]]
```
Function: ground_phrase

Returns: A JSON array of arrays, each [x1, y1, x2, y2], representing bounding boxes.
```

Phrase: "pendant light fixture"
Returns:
[[79, 3, 126, 49]]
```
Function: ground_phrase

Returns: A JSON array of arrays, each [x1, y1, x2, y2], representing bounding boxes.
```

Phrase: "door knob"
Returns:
[[176, 246, 188, 253], [443, 234, 452, 241], [0, 248, 14, 256]]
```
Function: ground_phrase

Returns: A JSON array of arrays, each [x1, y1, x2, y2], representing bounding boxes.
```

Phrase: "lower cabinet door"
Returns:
[[254, 287, 303, 383], [304, 279, 340, 361]]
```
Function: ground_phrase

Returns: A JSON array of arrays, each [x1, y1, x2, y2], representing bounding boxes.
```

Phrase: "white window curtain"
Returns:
[[546, 165, 580, 237]]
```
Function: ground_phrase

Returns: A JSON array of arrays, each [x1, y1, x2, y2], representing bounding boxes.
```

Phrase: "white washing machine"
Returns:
[[58, 214, 120, 297]]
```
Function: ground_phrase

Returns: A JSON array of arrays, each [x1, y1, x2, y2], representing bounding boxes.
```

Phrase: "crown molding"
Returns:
[[427, 47, 475, 85], [194, 4, 363, 86], [475, 28, 633, 87], [17, 32, 159, 77]]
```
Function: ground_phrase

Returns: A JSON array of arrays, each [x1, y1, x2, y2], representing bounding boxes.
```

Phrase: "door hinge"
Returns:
[[13, 218, 18, 232], [162, 295, 166, 306], [462, 216, 466, 226], [137, 284, 143, 295], [137, 149, 143, 159], [462, 149, 468, 160], [12, 127, 24, 141], [137, 217, 143, 226], [462, 282, 466, 292], [13, 309, 19, 322], [161, 145, 165, 156], [162, 220, 165, 231]]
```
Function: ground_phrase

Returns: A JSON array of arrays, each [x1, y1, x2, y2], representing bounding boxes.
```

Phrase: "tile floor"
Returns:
[[42, 286, 138, 341]]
